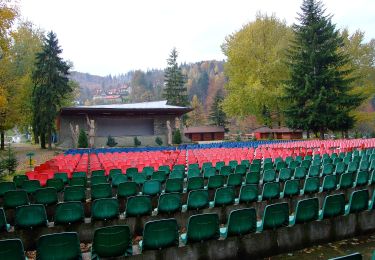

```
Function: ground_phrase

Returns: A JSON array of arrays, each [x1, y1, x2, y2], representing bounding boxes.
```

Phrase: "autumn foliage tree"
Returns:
[[187, 95, 206, 126]]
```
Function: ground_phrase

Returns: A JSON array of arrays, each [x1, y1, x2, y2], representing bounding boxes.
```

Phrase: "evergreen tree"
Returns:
[[284, 0, 363, 138], [163, 48, 188, 106], [32, 31, 71, 148], [77, 129, 88, 148], [209, 91, 227, 127]]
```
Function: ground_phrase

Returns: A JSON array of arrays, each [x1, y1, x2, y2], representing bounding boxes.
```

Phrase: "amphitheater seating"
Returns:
[[15, 204, 47, 229], [54, 201, 84, 225], [181, 213, 220, 244], [0, 238, 26, 259], [220, 208, 256, 238], [140, 218, 179, 251], [36, 232, 81, 260]]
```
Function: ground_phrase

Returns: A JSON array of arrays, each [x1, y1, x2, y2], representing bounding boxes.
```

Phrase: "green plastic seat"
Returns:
[[125, 195, 152, 217], [288, 161, 300, 170], [215, 161, 225, 171], [111, 174, 128, 187], [369, 170, 375, 185], [359, 160, 369, 172], [125, 167, 138, 179], [152, 171, 167, 183], [169, 170, 184, 179], [3, 190, 29, 209], [91, 175, 108, 186], [186, 177, 204, 192], [278, 168, 292, 182], [54, 201, 84, 225], [281, 180, 299, 198], [259, 182, 280, 201], [319, 193, 345, 219], [274, 157, 283, 165], [241, 160, 250, 168], [300, 159, 311, 169], [234, 165, 247, 175], [312, 158, 321, 166], [203, 167, 216, 179], [206, 175, 224, 189], [156, 193, 182, 214], [345, 189, 369, 214], [46, 178, 64, 192], [335, 162, 347, 175], [117, 182, 137, 198], [323, 158, 333, 165], [321, 164, 334, 176], [37, 232, 81, 260], [0, 182, 15, 197], [289, 198, 319, 225], [187, 168, 200, 178], [328, 252, 362, 260], [0, 208, 10, 232], [308, 165, 320, 177], [165, 178, 183, 193], [238, 184, 258, 204], [0, 238, 26, 259], [63, 185, 86, 202], [347, 161, 359, 173], [109, 168, 122, 178], [173, 164, 185, 172], [263, 162, 274, 171], [159, 165, 171, 174], [295, 156, 303, 162], [338, 172, 353, 189], [13, 175, 28, 188], [211, 186, 235, 207], [245, 172, 260, 184], [142, 166, 155, 177], [220, 208, 256, 238], [72, 171, 86, 178], [132, 173, 147, 185], [92, 169, 105, 176], [264, 158, 273, 164], [257, 202, 289, 231], [320, 175, 337, 192], [142, 180, 161, 196], [229, 160, 238, 170], [34, 187, 58, 205], [275, 161, 287, 172], [227, 174, 242, 187], [301, 177, 319, 194], [181, 213, 219, 244], [183, 189, 209, 211], [92, 225, 132, 258], [354, 171, 369, 187], [22, 179, 41, 194], [141, 219, 179, 251], [293, 167, 307, 179], [70, 177, 87, 187], [92, 198, 119, 221], [249, 163, 261, 174], [262, 169, 276, 183], [54, 172, 69, 185], [15, 204, 47, 229], [91, 183, 112, 200], [202, 162, 213, 172]]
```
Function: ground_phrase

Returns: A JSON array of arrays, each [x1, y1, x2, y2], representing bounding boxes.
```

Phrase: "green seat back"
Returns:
[[46, 178, 64, 192], [188, 163, 199, 170], [263, 169, 276, 183], [15, 204, 47, 229], [13, 175, 28, 188], [112, 174, 128, 187], [322, 193, 345, 219], [3, 190, 29, 209], [348, 189, 369, 213], [294, 167, 306, 179], [303, 177, 319, 194], [263, 162, 274, 171], [92, 225, 132, 258], [355, 171, 369, 186], [109, 168, 122, 177], [262, 202, 289, 230], [0, 182, 15, 197], [187, 189, 209, 210], [108, 172, 121, 181], [300, 159, 311, 169], [152, 171, 167, 183], [72, 171, 86, 178], [261, 182, 280, 200], [37, 232, 81, 260], [91, 183, 112, 200], [264, 158, 273, 164], [229, 160, 238, 170], [202, 162, 213, 171], [239, 184, 258, 203], [203, 167, 216, 179], [245, 172, 260, 184], [275, 161, 287, 171], [347, 162, 359, 173], [142, 166, 155, 177], [283, 180, 299, 197], [220, 166, 232, 176], [0, 208, 8, 231], [215, 161, 225, 171], [186, 213, 219, 243], [335, 162, 347, 175], [157, 193, 182, 214], [92, 169, 105, 176], [117, 182, 137, 198], [0, 238, 25, 260], [54, 172, 69, 184], [92, 198, 119, 220], [173, 164, 185, 172], [143, 219, 179, 250], [339, 172, 353, 189], [294, 198, 319, 224], [323, 158, 333, 165], [126, 195, 152, 217], [249, 163, 261, 174], [91, 175, 108, 186], [22, 180, 41, 194], [169, 170, 184, 179], [328, 252, 362, 260], [70, 177, 86, 187], [359, 160, 369, 171], [54, 202, 84, 225], [159, 165, 171, 174], [165, 178, 183, 193], [207, 175, 224, 189], [321, 175, 336, 191], [142, 180, 161, 196], [234, 165, 247, 175], [226, 208, 256, 236], [63, 185, 86, 202], [187, 177, 204, 191], [308, 165, 320, 177], [322, 164, 334, 176], [34, 187, 58, 205], [369, 170, 375, 185], [227, 174, 242, 187], [187, 168, 200, 178], [241, 160, 250, 167], [126, 168, 138, 179], [133, 173, 146, 185], [214, 187, 235, 206], [288, 161, 300, 170], [278, 168, 292, 182]]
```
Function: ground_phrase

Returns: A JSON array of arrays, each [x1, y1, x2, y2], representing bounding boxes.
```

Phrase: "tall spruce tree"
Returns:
[[163, 48, 188, 106], [209, 91, 227, 127], [284, 0, 363, 139], [32, 31, 71, 149]]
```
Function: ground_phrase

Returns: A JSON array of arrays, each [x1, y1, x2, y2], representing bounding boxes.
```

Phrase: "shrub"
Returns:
[[106, 135, 117, 147], [0, 148, 18, 174], [172, 129, 182, 145], [78, 129, 88, 148], [155, 136, 163, 146], [134, 136, 141, 147]]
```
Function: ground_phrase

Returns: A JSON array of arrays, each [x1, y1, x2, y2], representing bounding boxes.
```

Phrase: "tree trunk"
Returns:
[[0, 130, 4, 150], [40, 132, 46, 149], [33, 129, 39, 144], [320, 130, 325, 140], [47, 127, 52, 150], [306, 130, 310, 139]]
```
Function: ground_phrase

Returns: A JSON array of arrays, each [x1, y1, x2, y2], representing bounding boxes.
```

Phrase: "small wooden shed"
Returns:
[[184, 126, 225, 142]]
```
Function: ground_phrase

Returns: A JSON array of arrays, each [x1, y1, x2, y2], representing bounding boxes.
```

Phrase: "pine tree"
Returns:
[[32, 31, 71, 148], [163, 48, 188, 106], [209, 91, 227, 127], [284, 0, 363, 139]]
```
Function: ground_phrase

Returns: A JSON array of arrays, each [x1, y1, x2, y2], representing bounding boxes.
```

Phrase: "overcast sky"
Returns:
[[20, 0, 375, 76]]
